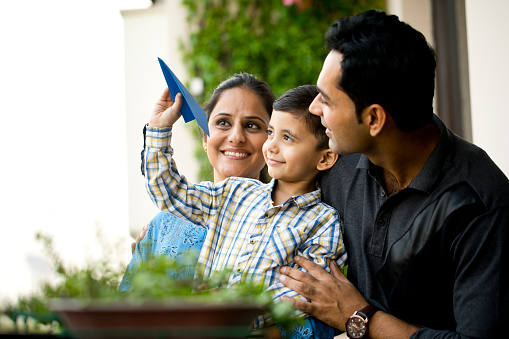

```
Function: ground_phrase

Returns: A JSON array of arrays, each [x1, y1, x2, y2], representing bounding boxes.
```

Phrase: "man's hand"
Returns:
[[279, 256, 420, 338], [131, 224, 148, 255], [149, 87, 184, 128], [278, 255, 367, 330]]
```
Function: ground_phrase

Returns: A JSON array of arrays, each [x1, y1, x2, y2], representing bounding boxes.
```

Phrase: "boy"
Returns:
[[143, 85, 347, 331]]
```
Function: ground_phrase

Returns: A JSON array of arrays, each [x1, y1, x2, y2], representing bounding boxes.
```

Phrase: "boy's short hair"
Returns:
[[273, 85, 329, 150]]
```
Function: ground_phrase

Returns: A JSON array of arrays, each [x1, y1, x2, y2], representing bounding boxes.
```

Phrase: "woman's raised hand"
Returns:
[[149, 87, 184, 128]]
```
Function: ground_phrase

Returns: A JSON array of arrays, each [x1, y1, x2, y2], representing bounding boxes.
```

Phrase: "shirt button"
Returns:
[[250, 240, 255, 244], [237, 268, 242, 273], [378, 219, 386, 227], [381, 191, 386, 197]]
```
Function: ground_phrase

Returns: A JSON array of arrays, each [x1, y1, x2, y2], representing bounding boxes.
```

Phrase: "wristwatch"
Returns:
[[345, 304, 379, 338]]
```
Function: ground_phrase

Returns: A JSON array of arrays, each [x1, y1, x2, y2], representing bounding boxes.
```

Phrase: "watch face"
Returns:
[[346, 317, 367, 338]]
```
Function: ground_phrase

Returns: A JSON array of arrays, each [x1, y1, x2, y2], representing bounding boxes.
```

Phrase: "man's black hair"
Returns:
[[325, 9, 436, 131]]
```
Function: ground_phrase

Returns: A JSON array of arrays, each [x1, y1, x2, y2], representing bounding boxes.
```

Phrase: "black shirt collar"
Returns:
[[355, 114, 454, 194]]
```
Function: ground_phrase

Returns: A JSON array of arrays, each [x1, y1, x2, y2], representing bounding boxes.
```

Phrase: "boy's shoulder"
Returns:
[[291, 188, 340, 215], [297, 198, 341, 227], [315, 200, 341, 217], [314, 189, 342, 217]]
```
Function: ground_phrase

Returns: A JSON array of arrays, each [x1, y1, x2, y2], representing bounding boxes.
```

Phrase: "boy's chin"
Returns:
[[267, 169, 277, 179]]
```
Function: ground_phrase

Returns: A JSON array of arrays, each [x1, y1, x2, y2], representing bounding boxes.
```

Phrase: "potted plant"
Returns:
[[0, 233, 295, 338]]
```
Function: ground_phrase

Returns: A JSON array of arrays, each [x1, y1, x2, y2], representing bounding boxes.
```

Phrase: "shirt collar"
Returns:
[[356, 114, 453, 193], [264, 179, 322, 208], [409, 114, 453, 193]]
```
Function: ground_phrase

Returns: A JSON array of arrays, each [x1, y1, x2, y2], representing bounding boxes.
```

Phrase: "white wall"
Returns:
[[465, 0, 509, 176], [0, 0, 132, 304], [386, 0, 433, 43], [122, 0, 200, 237], [0, 0, 200, 306], [388, 0, 509, 178]]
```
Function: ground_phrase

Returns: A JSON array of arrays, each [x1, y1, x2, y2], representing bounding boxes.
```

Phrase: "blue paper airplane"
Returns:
[[158, 58, 209, 136]]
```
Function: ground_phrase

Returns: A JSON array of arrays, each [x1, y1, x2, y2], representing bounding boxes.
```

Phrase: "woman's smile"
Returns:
[[222, 149, 251, 159], [206, 87, 271, 182]]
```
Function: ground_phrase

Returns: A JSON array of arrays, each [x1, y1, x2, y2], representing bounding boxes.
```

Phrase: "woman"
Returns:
[[120, 73, 275, 287]]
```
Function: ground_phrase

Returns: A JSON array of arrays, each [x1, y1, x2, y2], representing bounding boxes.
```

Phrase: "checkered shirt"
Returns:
[[143, 126, 347, 326]]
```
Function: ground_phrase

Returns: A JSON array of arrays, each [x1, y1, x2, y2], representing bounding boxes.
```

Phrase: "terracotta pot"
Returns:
[[50, 299, 265, 339]]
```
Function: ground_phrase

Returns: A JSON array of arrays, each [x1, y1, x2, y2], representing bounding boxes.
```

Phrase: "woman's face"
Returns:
[[204, 87, 271, 182]]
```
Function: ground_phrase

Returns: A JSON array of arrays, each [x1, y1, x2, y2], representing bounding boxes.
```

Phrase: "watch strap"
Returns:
[[357, 304, 379, 320]]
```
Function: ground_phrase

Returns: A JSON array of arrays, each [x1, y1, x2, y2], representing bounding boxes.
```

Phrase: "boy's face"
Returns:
[[263, 110, 324, 182]]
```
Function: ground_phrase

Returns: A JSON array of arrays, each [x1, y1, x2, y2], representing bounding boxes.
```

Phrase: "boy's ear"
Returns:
[[316, 149, 339, 171], [363, 104, 387, 137]]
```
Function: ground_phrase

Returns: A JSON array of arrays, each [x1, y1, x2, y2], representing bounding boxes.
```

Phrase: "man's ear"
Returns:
[[317, 149, 339, 171], [363, 104, 387, 137]]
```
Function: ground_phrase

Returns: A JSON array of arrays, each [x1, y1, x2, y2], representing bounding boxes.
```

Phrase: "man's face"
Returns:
[[309, 51, 370, 155]]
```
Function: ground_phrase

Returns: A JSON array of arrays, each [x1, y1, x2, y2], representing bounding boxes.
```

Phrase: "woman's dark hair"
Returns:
[[325, 9, 436, 132], [203, 73, 275, 183], [273, 85, 329, 150], [204, 73, 275, 120]]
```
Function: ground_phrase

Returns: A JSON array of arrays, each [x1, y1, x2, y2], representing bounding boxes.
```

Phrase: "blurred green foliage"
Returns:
[[1, 233, 295, 334], [180, 0, 385, 181]]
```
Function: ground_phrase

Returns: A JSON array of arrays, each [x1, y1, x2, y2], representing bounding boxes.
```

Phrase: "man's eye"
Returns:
[[283, 135, 293, 141], [267, 129, 273, 136]]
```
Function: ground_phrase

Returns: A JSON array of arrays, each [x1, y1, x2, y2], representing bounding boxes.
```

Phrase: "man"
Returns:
[[279, 9, 509, 339]]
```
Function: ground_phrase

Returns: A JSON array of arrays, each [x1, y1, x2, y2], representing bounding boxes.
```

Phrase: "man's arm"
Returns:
[[278, 256, 419, 339]]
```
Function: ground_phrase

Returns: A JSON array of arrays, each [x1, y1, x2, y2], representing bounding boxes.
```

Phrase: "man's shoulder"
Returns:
[[445, 135, 509, 208], [320, 154, 363, 181]]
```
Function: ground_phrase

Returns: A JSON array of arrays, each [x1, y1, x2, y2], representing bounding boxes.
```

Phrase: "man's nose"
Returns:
[[309, 94, 323, 116]]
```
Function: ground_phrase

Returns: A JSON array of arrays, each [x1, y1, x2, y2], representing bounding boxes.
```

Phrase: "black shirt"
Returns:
[[319, 115, 509, 338]]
